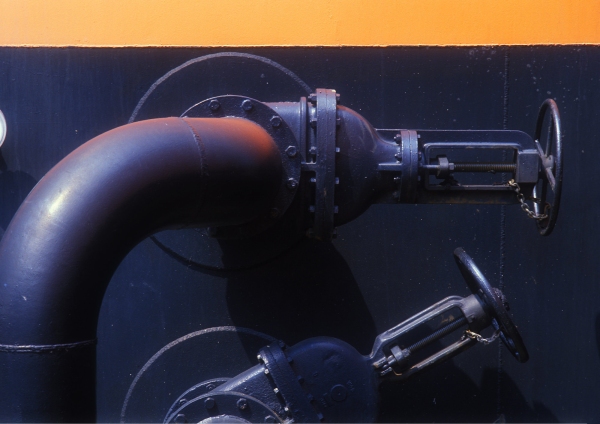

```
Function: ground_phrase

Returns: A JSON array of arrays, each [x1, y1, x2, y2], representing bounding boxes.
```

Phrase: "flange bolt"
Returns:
[[204, 397, 215, 410], [241, 99, 253, 111], [285, 145, 298, 158], [209, 100, 220, 112], [237, 398, 248, 410], [286, 178, 298, 190], [271, 116, 282, 128]]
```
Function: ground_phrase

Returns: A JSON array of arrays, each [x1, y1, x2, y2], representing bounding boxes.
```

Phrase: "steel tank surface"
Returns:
[[0, 46, 598, 423]]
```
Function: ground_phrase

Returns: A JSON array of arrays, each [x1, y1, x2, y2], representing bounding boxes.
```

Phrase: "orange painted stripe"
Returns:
[[0, 0, 599, 47]]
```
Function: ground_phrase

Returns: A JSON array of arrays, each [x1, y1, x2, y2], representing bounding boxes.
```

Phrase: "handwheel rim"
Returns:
[[533, 98, 563, 236]]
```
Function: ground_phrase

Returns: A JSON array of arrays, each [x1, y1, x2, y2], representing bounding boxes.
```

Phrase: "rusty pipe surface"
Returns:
[[0, 117, 282, 422]]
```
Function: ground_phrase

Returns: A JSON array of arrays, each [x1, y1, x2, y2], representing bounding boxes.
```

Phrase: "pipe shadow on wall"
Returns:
[[0, 152, 37, 236], [596, 313, 600, 361]]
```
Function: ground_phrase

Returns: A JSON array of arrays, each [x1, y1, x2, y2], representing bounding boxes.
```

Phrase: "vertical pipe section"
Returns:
[[0, 117, 282, 422]]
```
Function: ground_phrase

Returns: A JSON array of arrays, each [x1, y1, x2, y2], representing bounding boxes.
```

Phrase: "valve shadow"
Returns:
[[0, 159, 37, 233], [378, 364, 558, 423], [596, 313, 600, 361], [224, 239, 378, 357], [0, 150, 6, 171]]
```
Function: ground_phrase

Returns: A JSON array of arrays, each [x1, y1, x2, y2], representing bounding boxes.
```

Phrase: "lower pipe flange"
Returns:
[[164, 378, 230, 423], [165, 392, 284, 424]]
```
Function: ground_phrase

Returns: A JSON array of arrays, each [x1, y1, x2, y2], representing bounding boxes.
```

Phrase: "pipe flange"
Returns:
[[165, 391, 283, 424], [306, 88, 338, 241], [183, 95, 302, 238], [398, 130, 419, 203], [165, 378, 230, 423]]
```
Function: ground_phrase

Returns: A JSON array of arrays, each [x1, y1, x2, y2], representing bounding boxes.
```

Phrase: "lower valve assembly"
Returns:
[[164, 248, 527, 423]]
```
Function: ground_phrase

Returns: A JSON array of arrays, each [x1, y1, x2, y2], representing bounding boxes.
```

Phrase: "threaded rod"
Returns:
[[453, 163, 516, 173]]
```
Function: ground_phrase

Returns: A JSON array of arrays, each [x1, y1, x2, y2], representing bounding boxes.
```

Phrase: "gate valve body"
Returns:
[[165, 248, 527, 423]]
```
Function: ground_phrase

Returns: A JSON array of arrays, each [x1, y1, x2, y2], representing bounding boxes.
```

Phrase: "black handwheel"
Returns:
[[533, 98, 563, 236], [453, 248, 529, 363]]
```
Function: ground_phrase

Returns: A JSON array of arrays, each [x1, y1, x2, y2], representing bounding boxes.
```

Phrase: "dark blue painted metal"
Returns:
[[0, 47, 596, 423], [0, 117, 283, 421]]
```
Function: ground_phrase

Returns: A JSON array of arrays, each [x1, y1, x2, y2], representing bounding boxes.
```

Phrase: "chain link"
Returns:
[[462, 329, 501, 345], [507, 179, 549, 220]]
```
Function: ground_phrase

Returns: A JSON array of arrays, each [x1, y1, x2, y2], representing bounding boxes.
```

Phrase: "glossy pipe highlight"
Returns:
[[0, 117, 282, 422]]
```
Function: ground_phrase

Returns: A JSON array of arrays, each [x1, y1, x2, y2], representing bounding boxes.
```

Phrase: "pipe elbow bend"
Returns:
[[0, 116, 282, 344], [0, 116, 283, 421]]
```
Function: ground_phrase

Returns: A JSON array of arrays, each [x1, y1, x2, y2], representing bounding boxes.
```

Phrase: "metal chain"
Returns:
[[507, 179, 548, 220], [463, 329, 501, 345]]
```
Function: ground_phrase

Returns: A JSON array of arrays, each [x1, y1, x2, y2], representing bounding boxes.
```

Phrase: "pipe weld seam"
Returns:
[[181, 118, 206, 174], [181, 118, 208, 219], [0, 339, 97, 353]]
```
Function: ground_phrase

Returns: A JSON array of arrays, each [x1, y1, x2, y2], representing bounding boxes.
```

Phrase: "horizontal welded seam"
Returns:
[[0, 339, 97, 353]]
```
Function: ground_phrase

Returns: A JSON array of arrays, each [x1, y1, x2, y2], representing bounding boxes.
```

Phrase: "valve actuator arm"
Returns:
[[370, 98, 562, 237], [375, 129, 540, 204], [370, 247, 528, 384], [165, 249, 528, 423]]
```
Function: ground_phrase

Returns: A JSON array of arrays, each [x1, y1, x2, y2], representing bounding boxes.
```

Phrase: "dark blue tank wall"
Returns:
[[0, 47, 598, 423]]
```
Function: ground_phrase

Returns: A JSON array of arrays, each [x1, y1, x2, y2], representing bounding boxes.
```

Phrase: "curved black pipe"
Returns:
[[0, 117, 282, 422]]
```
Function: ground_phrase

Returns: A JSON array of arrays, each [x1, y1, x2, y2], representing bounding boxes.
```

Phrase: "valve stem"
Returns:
[[453, 162, 516, 173], [376, 315, 468, 376], [422, 158, 516, 179]]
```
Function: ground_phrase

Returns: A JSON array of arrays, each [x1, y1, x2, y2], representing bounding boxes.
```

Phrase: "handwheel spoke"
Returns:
[[545, 165, 556, 190]]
